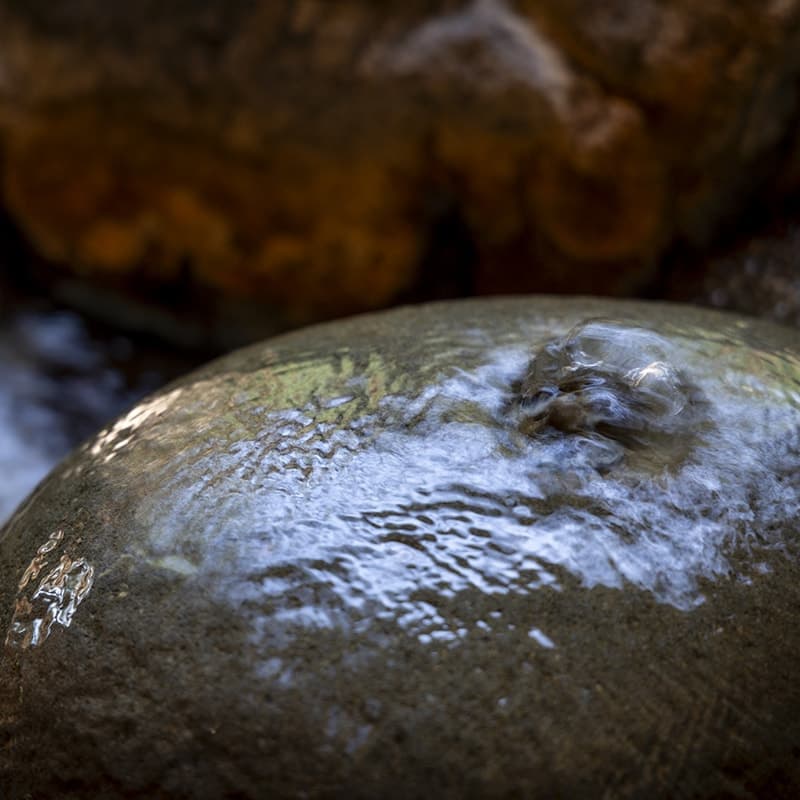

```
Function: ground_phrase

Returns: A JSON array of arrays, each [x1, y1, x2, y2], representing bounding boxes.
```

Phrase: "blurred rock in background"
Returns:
[[1, 0, 800, 338], [2, 0, 800, 522], [665, 212, 800, 328]]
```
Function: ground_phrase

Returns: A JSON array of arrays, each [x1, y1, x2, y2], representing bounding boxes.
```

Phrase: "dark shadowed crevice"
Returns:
[[400, 202, 478, 304], [0, 205, 52, 300]]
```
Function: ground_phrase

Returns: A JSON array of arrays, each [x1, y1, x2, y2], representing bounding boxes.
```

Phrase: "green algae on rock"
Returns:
[[1, 297, 799, 798]]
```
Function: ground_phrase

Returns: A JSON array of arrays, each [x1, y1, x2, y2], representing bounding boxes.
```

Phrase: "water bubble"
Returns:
[[514, 319, 711, 469]]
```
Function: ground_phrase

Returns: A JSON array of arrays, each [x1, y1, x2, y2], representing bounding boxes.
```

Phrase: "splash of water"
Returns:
[[5, 528, 94, 649]]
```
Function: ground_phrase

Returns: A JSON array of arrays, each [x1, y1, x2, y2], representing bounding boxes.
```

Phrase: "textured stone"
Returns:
[[1, 2, 800, 320], [1, 297, 799, 798]]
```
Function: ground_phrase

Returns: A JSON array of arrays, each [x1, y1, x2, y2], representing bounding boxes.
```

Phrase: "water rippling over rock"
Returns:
[[2, 298, 799, 798]]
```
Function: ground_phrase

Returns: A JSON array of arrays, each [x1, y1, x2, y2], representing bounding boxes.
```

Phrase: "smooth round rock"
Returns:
[[1, 297, 799, 799]]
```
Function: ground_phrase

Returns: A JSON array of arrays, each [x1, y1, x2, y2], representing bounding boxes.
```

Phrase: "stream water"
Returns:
[[0, 299, 201, 525]]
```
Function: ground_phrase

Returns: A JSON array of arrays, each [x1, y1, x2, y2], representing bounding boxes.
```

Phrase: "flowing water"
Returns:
[[0, 303, 204, 526], [20, 300, 797, 638], [0, 309, 137, 524], [127, 312, 799, 625]]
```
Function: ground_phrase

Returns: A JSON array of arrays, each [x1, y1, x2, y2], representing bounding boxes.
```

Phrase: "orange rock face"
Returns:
[[1, 1, 799, 320]]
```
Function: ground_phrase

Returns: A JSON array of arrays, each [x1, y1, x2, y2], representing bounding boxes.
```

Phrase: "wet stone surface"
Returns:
[[0, 297, 799, 798]]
